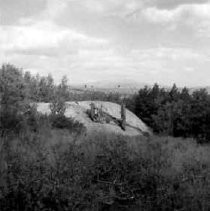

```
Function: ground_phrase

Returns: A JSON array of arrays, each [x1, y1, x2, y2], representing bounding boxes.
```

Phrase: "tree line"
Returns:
[[0, 64, 121, 102], [130, 83, 210, 143], [1, 64, 210, 142], [0, 64, 120, 134]]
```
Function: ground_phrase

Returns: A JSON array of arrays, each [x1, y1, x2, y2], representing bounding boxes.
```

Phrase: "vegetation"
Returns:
[[0, 64, 120, 103], [0, 64, 28, 136], [131, 83, 210, 143], [0, 128, 209, 210], [0, 64, 210, 210]]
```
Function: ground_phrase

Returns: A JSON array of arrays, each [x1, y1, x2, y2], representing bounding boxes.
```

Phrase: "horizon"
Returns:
[[1, 0, 210, 86]]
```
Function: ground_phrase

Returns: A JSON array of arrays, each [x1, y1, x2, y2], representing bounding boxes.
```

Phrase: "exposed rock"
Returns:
[[36, 101, 151, 137]]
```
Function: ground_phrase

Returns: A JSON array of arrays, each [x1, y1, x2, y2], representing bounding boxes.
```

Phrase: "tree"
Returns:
[[49, 76, 69, 116], [0, 64, 28, 134], [169, 83, 179, 102], [37, 74, 55, 102], [135, 84, 164, 128], [0, 64, 27, 112], [189, 89, 210, 142], [57, 75, 70, 101]]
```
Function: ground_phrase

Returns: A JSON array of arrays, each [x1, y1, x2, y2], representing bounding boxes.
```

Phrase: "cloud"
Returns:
[[141, 3, 210, 25], [141, 3, 210, 23], [0, 0, 47, 25], [82, 0, 144, 17], [39, 0, 210, 51], [0, 20, 108, 57], [2, 41, 209, 86], [1, 0, 210, 86], [131, 2, 210, 40], [131, 47, 208, 61], [152, 0, 209, 9]]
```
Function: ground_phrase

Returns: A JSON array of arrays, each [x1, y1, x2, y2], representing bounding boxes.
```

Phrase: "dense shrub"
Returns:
[[49, 97, 86, 134], [132, 84, 210, 143], [1, 63, 210, 210], [50, 114, 86, 134], [0, 130, 209, 211], [0, 64, 29, 135]]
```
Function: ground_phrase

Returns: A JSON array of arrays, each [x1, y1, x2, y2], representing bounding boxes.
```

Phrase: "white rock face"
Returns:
[[36, 101, 151, 136]]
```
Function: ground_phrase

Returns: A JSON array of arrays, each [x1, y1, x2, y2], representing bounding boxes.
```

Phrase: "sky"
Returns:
[[1, 0, 210, 86]]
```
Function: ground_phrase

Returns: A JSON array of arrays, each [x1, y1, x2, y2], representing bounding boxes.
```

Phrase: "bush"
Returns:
[[49, 114, 86, 135], [0, 111, 24, 135], [0, 131, 209, 211], [0, 64, 29, 136], [49, 98, 66, 116], [133, 84, 210, 143]]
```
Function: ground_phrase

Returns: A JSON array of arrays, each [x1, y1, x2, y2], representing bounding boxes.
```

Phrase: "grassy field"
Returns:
[[0, 116, 210, 211]]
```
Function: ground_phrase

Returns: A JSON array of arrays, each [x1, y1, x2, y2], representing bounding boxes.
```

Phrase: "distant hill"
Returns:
[[70, 80, 210, 95], [71, 79, 149, 95], [188, 86, 210, 94]]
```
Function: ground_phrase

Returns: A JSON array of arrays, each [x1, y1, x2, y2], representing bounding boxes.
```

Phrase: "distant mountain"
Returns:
[[71, 80, 210, 95], [71, 79, 149, 94], [188, 86, 210, 94]]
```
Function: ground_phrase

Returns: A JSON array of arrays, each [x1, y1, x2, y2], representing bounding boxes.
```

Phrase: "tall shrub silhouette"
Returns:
[[0, 64, 28, 134]]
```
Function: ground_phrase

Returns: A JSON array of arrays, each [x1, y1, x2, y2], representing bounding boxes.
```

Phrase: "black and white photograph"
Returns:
[[0, 0, 210, 210]]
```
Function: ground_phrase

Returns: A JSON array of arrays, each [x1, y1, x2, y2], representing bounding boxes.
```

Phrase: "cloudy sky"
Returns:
[[1, 0, 210, 86]]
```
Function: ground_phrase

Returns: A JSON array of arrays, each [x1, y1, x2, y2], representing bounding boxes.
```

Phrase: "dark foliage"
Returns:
[[2, 63, 210, 142], [0, 64, 28, 135], [131, 83, 210, 143], [0, 130, 210, 211], [50, 114, 86, 134], [0, 63, 210, 210]]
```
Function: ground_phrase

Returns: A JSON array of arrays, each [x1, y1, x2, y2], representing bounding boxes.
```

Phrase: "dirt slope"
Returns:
[[36, 101, 151, 136]]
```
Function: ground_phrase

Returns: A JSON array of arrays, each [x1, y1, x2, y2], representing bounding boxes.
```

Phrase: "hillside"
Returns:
[[70, 79, 148, 95], [36, 101, 151, 136]]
